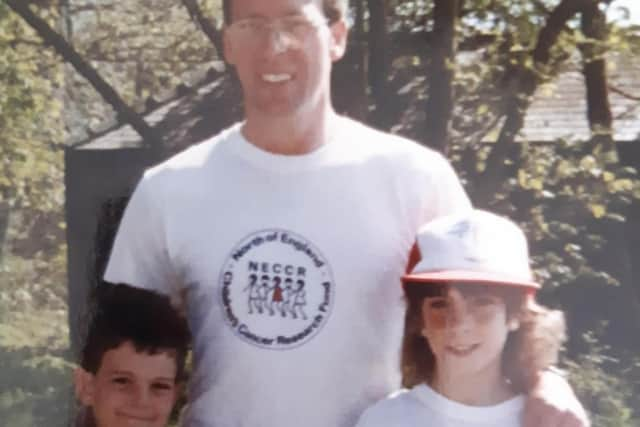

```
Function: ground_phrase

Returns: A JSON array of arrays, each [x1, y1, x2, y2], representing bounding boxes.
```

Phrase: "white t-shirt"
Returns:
[[355, 384, 525, 427], [104, 117, 471, 427]]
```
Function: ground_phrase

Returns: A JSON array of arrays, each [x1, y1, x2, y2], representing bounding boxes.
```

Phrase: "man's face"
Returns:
[[75, 341, 179, 427], [223, 0, 347, 118], [421, 284, 512, 381]]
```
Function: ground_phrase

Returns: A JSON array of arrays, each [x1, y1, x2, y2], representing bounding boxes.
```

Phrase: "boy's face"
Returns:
[[75, 341, 179, 427], [421, 284, 515, 381]]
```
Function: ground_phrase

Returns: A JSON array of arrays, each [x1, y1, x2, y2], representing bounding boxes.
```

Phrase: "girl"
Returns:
[[355, 210, 567, 427]]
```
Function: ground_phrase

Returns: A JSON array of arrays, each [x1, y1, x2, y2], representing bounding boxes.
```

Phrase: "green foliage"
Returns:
[[0, 271, 72, 427], [0, 13, 63, 204], [381, 2, 640, 421], [66, 0, 221, 129], [0, 249, 71, 426], [1, 3, 70, 425], [2, 0, 639, 425], [565, 331, 640, 427]]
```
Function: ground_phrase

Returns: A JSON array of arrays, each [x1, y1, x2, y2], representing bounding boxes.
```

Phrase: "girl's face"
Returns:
[[421, 284, 513, 382]]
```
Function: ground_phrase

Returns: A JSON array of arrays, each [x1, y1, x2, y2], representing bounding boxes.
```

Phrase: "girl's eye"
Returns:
[[427, 298, 448, 309]]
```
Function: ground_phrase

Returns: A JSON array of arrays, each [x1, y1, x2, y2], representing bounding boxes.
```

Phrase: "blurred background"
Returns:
[[0, 0, 639, 425]]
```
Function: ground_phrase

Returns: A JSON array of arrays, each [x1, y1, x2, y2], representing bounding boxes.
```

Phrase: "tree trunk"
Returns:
[[180, 0, 224, 59], [6, 0, 161, 148], [0, 202, 9, 265], [475, 0, 586, 207], [332, 0, 368, 120], [423, 0, 459, 154], [580, 0, 616, 163], [366, 0, 390, 129]]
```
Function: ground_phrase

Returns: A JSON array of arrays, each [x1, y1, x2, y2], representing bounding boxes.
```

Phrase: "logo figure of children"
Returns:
[[245, 273, 262, 314], [280, 277, 294, 317], [291, 279, 308, 320], [270, 276, 284, 316], [258, 274, 273, 315]]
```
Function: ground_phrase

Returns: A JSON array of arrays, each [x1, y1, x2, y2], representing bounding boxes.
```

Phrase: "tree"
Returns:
[[0, 2, 70, 426], [5, 0, 160, 146], [423, 0, 459, 153], [3, 0, 639, 424]]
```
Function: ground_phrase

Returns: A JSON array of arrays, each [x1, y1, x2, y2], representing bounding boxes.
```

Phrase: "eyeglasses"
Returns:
[[226, 15, 329, 47]]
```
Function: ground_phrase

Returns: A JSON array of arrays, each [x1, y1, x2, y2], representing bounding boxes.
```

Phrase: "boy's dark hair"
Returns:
[[81, 283, 191, 382]]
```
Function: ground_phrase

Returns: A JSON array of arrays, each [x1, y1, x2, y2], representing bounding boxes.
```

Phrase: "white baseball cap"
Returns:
[[402, 209, 540, 290]]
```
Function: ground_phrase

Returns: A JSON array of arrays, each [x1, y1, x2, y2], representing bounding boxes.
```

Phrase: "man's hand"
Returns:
[[523, 369, 590, 427]]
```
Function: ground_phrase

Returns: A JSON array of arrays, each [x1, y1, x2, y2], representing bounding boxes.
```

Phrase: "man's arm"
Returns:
[[104, 174, 180, 298], [524, 370, 589, 427], [422, 151, 472, 221]]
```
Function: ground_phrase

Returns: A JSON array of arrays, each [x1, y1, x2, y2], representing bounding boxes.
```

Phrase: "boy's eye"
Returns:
[[112, 376, 131, 386], [151, 382, 174, 393]]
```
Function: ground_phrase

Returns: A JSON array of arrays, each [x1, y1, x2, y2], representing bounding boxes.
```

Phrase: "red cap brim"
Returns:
[[401, 270, 540, 290]]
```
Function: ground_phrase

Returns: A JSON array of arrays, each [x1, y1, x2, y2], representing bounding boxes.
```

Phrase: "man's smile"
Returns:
[[261, 73, 293, 83]]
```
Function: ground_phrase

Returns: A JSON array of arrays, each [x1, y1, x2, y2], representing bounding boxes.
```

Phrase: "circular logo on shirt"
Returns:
[[219, 229, 334, 350]]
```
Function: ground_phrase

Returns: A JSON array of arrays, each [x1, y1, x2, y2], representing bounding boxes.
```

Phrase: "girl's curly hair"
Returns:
[[401, 282, 566, 393]]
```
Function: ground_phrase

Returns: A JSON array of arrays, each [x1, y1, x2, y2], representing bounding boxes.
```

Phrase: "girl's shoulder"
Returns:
[[354, 388, 424, 427], [355, 385, 526, 427]]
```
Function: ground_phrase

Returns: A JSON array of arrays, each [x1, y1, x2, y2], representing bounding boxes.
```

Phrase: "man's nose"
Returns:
[[264, 27, 293, 55]]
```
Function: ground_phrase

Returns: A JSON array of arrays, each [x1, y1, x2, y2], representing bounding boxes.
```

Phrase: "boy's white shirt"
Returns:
[[355, 384, 525, 427], [104, 117, 471, 427]]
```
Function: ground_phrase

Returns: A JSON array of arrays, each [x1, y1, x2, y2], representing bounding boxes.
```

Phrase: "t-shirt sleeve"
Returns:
[[353, 405, 385, 427], [423, 152, 472, 223], [353, 397, 403, 427], [103, 175, 180, 298]]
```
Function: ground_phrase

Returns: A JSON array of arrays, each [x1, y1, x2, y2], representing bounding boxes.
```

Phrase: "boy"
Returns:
[[74, 284, 190, 427]]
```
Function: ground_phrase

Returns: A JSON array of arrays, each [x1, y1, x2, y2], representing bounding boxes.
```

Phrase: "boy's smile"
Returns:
[[76, 341, 179, 427]]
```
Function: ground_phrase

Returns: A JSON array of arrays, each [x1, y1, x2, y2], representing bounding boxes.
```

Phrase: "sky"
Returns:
[[608, 0, 640, 25]]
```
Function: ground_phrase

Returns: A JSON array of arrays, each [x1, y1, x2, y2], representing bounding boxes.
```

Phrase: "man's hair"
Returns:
[[401, 283, 566, 393], [80, 283, 191, 382], [222, 0, 348, 24]]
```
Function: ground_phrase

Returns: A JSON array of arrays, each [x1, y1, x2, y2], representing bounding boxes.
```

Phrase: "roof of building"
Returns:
[[73, 53, 639, 151], [521, 53, 640, 142], [71, 62, 241, 152]]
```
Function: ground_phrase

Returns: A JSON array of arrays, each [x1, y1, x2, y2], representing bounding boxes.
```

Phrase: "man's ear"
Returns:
[[74, 367, 96, 406], [507, 317, 521, 332], [329, 19, 348, 62]]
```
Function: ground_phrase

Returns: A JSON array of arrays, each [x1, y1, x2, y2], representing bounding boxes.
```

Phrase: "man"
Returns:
[[105, 1, 588, 426]]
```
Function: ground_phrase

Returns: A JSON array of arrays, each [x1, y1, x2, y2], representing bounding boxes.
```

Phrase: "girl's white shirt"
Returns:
[[354, 383, 525, 427]]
